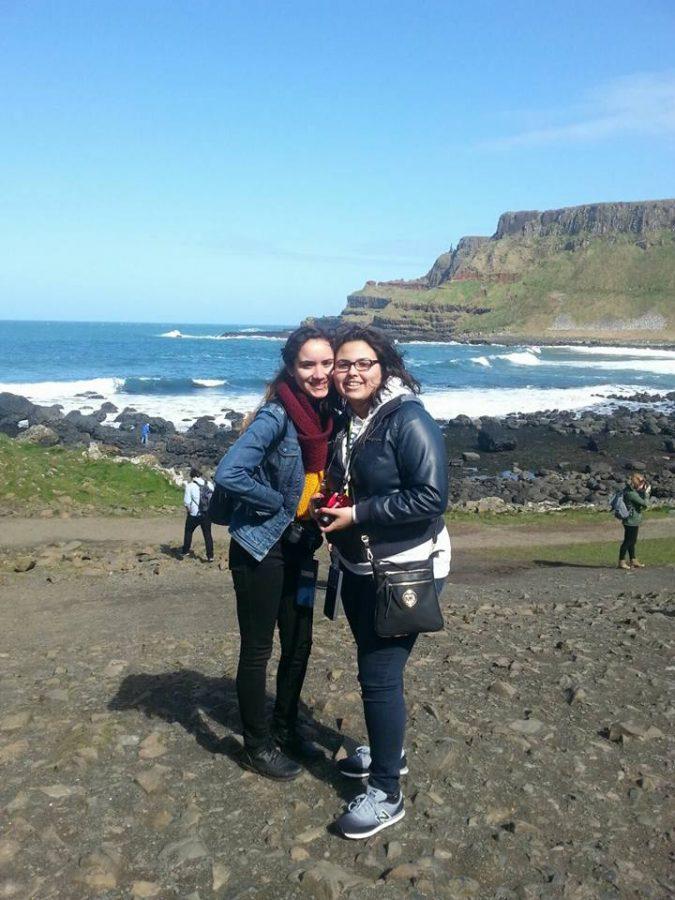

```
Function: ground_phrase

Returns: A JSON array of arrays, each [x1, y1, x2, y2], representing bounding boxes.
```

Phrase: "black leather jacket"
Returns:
[[327, 395, 449, 562]]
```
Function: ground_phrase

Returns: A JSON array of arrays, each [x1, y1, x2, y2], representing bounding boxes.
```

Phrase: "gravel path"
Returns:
[[3, 512, 675, 551]]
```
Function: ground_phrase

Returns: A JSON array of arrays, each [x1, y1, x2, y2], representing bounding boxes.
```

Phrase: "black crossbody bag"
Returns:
[[361, 534, 444, 638]]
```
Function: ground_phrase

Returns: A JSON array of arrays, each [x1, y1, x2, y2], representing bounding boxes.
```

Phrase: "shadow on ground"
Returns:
[[108, 669, 353, 799]]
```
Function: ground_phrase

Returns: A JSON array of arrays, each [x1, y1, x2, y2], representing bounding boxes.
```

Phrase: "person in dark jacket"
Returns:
[[618, 473, 650, 569], [214, 326, 334, 781], [318, 325, 450, 839]]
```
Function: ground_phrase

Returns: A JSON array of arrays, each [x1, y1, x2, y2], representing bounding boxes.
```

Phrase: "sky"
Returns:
[[0, 0, 674, 324]]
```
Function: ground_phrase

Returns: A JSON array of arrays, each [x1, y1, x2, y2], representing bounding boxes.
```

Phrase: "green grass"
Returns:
[[490, 536, 675, 568], [0, 434, 181, 515], [345, 230, 675, 339], [445, 506, 672, 528]]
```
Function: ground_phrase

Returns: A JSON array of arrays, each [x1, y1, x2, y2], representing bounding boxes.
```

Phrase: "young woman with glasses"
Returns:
[[317, 325, 450, 838], [214, 326, 334, 780]]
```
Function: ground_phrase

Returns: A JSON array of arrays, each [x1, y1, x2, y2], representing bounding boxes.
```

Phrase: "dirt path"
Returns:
[[1, 547, 672, 898], [3, 511, 674, 551]]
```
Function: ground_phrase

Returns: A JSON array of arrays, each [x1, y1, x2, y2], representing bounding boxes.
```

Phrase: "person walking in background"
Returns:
[[181, 467, 214, 562], [618, 473, 650, 570], [214, 326, 334, 781], [318, 325, 450, 839], [140, 422, 150, 445]]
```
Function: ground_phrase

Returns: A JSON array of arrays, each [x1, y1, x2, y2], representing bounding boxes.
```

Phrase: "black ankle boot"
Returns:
[[240, 745, 302, 781], [274, 727, 324, 761]]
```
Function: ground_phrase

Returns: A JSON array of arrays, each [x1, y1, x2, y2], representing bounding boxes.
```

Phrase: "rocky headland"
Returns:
[[307, 199, 675, 344]]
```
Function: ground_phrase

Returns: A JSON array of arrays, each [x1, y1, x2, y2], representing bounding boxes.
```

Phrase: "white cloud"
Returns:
[[485, 70, 675, 148]]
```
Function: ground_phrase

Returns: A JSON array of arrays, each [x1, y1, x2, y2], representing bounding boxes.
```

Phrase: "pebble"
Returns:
[[295, 825, 325, 844], [139, 732, 168, 760], [0, 840, 20, 866], [211, 862, 231, 891], [0, 711, 32, 731], [131, 881, 162, 898], [608, 721, 663, 742], [39, 784, 83, 799], [300, 861, 367, 898], [385, 840, 402, 860], [103, 659, 128, 678], [134, 764, 171, 795], [159, 836, 209, 868], [489, 680, 518, 699], [508, 718, 546, 735], [385, 862, 421, 881], [0, 740, 29, 765]]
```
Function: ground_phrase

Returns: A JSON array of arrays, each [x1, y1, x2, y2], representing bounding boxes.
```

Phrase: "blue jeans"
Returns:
[[341, 569, 418, 796]]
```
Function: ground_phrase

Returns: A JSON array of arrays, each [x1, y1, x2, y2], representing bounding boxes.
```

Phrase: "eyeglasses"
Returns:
[[334, 359, 380, 373]]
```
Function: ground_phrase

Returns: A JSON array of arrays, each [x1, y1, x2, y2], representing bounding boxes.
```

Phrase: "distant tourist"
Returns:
[[181, 467, 214, 562], [214, 326, 334, 781], [140, 422, 150, 445], [318, 325, 450, 839], [618, 473, 650, 570]]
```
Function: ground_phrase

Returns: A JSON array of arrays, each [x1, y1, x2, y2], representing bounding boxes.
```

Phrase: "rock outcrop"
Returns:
[[310, 199, 675, 343]]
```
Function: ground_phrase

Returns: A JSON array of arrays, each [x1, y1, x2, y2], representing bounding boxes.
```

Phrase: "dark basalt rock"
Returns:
[[0, 391, 38, 422], [477, 419, 518, 453]]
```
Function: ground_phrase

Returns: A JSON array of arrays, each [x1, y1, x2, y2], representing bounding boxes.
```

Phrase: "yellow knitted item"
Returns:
[[296, 471, 323, 519]]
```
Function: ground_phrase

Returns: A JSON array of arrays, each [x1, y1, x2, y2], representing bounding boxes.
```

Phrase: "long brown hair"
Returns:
[[241, 326, 334, 428]]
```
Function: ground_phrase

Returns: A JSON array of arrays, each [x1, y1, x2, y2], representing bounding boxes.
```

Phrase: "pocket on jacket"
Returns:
[[277, 441, 300, 458]]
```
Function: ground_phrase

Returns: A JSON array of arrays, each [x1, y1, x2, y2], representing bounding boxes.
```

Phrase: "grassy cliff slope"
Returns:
[[320, 200, 675, 343]]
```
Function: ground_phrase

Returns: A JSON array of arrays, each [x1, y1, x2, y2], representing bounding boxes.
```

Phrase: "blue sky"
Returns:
[[1, 0, 673, 324]]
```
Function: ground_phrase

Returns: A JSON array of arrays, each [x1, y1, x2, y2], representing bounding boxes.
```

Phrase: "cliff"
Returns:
[[310, 200, 675, 343]]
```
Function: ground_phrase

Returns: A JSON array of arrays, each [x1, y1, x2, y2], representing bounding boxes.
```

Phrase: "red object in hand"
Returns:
[[318, 491, 351, 526]]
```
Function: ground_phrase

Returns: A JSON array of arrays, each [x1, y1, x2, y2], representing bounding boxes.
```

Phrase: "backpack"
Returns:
[[197, 482, 214, 516], [207, 484, 236, 525], [609, 490, 629, 521]]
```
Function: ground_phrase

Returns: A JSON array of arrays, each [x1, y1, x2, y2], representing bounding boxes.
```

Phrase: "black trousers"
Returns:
[[229, 537, 314, 752], [182, 514, 214, 559], [619, 524, 639, 561]]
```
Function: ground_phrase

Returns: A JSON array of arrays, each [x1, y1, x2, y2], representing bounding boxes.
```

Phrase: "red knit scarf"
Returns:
[[276, 380, 333, 472]]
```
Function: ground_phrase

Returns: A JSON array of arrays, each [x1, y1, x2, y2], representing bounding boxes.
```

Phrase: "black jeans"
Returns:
[[341, 569, 418, 796], [619, 524, 639, 561], [182, 514, 214, 559], [229, 537, 314, 752]]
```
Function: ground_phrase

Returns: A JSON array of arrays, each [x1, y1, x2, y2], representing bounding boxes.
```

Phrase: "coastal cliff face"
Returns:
[[312, 200, 675, 343]]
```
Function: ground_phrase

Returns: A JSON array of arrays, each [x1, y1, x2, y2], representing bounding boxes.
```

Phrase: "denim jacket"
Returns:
[[214, 401, 304, 561]]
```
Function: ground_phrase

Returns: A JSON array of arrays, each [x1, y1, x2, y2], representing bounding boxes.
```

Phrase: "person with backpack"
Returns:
[[214, 326, 334, 781], [618, 473, 650, 570], [181, 467, 215, 562]]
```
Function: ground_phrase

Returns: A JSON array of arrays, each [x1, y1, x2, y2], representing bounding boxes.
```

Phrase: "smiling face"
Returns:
[[289, 338, 334, 400], [333, 340, 383, 415]]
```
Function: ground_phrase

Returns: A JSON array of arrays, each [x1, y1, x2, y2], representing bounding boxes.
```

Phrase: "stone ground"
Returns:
[[0, 521, 673, 899]]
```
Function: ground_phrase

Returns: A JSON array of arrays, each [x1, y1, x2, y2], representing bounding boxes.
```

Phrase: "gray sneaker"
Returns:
[[336, 786, 405, 839], [337, 745, 409, 779]]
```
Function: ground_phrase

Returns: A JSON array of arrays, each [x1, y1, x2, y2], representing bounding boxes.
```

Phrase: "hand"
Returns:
[[318, 505, 353, 534]]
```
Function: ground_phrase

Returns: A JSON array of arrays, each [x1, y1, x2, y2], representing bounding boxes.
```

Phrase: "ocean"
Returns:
[[1, 320, 674, 430]]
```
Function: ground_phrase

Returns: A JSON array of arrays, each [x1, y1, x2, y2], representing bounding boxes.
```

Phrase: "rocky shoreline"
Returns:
[[1, 390, 674, 512]]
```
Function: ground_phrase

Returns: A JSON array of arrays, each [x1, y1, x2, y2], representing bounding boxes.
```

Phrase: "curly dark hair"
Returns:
[[332, 324, 420, 396]]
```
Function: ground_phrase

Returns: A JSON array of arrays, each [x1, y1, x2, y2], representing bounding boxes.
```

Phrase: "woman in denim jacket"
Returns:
[[215, 326, 334, 781]]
